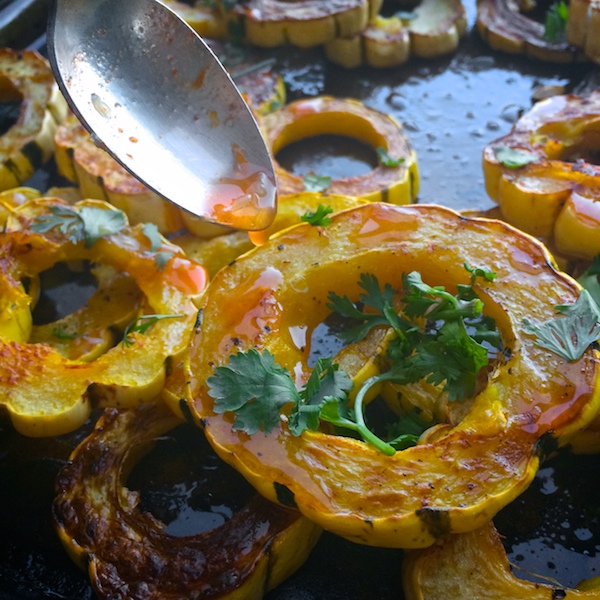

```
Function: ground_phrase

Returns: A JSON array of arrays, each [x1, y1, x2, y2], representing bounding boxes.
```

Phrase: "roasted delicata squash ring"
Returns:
[[29, 264, 143, 362], [402, 520, 600, 599], [567, 0, 600, 65], [483, 90, 600, 260], [261, 97, 419, 205], [0, 49, 67, 192], [477, 0, 579, 63], [53, 403, 321, 600], [225, 0, 372, 48], [325, 0, 467, 69], [54, 114, 186, 236], [0, 198, 207, 437], [186, 202, 600, 549]]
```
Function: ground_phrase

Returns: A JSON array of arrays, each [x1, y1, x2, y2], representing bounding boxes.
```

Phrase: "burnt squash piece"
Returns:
[[53, 403, 321, 600]]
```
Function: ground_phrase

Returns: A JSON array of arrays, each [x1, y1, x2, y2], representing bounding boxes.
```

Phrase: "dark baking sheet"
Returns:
[[1, 0, 600, 598]]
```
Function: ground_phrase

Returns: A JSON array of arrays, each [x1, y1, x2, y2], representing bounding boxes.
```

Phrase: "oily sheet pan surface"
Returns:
[[1, 0, 600, 598]]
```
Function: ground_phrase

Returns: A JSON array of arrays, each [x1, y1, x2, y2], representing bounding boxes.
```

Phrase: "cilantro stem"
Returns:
[[352, 375, 397, 456]]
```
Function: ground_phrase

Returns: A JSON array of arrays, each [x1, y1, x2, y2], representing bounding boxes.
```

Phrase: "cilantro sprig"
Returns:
[[301, 204, 334, 226], [377, 147, 405, 167], [121, 313, 184, 347], [494, 146, 538, 169], [544, 1, 569, 42], [303, 173, 332, 193], [523, 289, 600, 362], [578, 254, 600, 308], [31, 205, 127, 248], [208, 266, 500, 454]]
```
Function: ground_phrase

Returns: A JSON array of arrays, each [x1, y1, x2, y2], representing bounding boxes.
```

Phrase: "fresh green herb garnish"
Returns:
[[209, 266, 500, 454], [494, 146, 538, 169], [142, 222, 163, 252], [303, 174, 332, 193], [31, 205, 127, 248], [578, 255, 600, 309], [523, 289, 600, 362], [154, 251, 175, 271], [377, 147, 405, 167], [208, 348, 299, 435], [543, 1, 569, 42], [52, 327, 80, 340], [301, 204, 334, 226], [121, 313, 184, 347]]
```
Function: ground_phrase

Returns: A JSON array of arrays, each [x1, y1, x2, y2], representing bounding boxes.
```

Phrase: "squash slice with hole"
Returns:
[[29, 264, 143, 362], [261, 97, 419, 205], [185, 202, 600, 548], [223, 0, 372, 48], [0, 198, 207, 437], [53, 402, 321, 600], [0, 49, 67, 192], [477, 0, 579, 62], [403, 520, 600, 599], [483, 89, 600, 260]]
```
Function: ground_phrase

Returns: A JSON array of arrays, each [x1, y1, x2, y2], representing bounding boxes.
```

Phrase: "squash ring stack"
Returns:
[[0, 49, 67, 192], [483, 89, 600, 260], [0, 197, 207, 437], [261, 97, 419, 205], [53, 403, 321, 600], [185, 202, 600, 549]]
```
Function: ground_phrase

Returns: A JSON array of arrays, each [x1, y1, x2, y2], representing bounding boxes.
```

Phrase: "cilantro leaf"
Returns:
[[578, 255, 600, 309], [155, 251, 174, 271], [523, 289, 600, 362], [303, 174, 331, 193], [544, 1, 569, 42], [121, 313, 184, 347], [31, 205, 84, 243], [494, 146, 538, 169], [208, 349, 299, 435], [142, 222, 163, 251], [78, 207, 127, 248], [32, 204, 127, 248], [301, 204, 333, 226], [377, 147, 405, 167]]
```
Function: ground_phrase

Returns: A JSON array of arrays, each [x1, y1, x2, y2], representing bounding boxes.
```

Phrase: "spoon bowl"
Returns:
[[47, 0, 277, 230]]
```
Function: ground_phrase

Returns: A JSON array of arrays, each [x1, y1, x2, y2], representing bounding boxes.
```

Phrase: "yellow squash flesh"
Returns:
[[567, 0, 600, 64], [186, 202, 600, 548], [53, 402, 321, 600], [0, 49, 67, 192], [54, 114, 185, 236], [261, 96, 419, 205], [325, 0, 467, 69], [0, 198, 207, 437], [403, 520, 600, 599], [483, 90, 600, 260]]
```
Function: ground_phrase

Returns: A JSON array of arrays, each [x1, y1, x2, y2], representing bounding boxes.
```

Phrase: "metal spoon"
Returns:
[[47, 0, 277, 231]]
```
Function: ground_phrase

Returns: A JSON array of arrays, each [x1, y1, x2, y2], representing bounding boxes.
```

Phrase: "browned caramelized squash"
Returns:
[[403, 520, 600, 599], [477, 0, 579, 62], [53, 403, 321, 600], [0, 198, 207, 437]]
